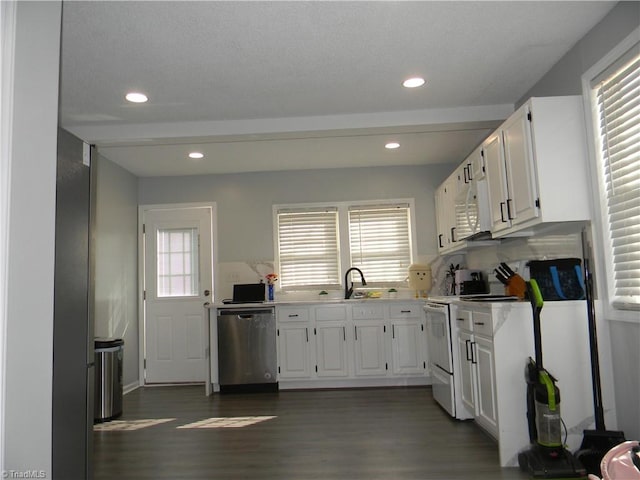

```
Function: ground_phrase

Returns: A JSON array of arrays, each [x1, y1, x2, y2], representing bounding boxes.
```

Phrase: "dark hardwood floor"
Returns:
[[94, 386, 530, 480]]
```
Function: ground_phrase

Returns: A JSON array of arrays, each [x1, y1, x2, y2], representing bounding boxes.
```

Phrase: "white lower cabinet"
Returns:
[[390, 320, 424, 375], [457, 329, 476, 415], [276, 306, 313, 379], [474, 335, 498, 436], [278, 323, 311, 378], [276, 300, 429, 387], [354, 321, 387, 376], [277, 322, 312, 379], [315, 322, 349, 377], [455, 302, 528, 464], [453, 301, 600, 468]]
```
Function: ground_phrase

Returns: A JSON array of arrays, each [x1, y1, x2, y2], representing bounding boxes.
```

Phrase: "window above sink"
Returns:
[[274, 199, 417, 291]]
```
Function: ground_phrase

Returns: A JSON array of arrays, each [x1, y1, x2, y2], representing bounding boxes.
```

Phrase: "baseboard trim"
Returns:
[[123, 381, 140, 395], [278, 376, 431, 391]]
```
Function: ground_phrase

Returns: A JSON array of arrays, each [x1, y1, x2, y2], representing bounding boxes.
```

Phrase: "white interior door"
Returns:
[[143, 206, 213, 384]]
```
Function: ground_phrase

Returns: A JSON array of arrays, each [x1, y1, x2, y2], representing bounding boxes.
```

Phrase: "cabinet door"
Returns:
[[457, 330, 476, 415], [315, 323, 349, 377], [435, 183, 448, 251], [475, 335, 498, 438], [471, 145, 485, 180], [390, 321, 425, 375], [353, 322, 387, 376], [483, 131, 511, 234], [502, 106, 539, 226], [277, 324, 312, 379]]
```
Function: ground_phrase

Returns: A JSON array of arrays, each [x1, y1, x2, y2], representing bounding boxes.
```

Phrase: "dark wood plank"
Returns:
[[94, 386, 530, 480]]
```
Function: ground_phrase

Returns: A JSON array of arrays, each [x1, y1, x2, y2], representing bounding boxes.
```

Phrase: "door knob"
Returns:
[[204, 289, 211, 297]]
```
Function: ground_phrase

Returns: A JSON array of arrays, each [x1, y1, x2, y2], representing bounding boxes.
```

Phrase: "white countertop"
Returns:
[[206, 297, 428, 309]]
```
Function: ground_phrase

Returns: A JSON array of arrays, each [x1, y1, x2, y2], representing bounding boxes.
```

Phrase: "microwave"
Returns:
[[454, 177, 491, 241]]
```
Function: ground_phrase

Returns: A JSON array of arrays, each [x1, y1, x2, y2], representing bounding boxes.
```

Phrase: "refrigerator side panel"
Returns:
[[52, 128, 92, 479]]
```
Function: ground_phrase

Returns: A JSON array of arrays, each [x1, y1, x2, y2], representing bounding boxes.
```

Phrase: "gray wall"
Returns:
[[518, 1, 640, 439], [138, 165, 452, 262], [94, 155, 139, 389], [519, 2, 640, 103], [3, 1, 61, 475]]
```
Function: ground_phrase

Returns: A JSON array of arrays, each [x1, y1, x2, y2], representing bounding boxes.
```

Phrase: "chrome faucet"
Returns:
[[344, 267, 367, 299]]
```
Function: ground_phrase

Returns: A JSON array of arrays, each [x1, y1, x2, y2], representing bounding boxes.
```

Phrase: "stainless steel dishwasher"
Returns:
[[217, 306, 277, 392]]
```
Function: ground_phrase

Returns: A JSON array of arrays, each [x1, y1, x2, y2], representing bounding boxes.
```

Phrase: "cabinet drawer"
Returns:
[[352, 304, 384, 320], [472, 311, 493, 337], [277, 307, 310, 322], [454, 309, 473, 331], [315, 305, 347, 322], [388, 304, 421, 319]]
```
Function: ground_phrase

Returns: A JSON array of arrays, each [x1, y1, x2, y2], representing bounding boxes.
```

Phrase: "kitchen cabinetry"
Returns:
[[389, 304, 426, 375], [435, 175, 457, 252], [474, 334, 497, 435], [314, 305, 349, 378], [353, 303, 387, 376], [452, 300, 602, 468], [277, 307, 313, 379], [275, 300, 429, 389], [436, 145, 493, 253], [456, 329, 475, 414], [483, 96, 590, 236], [455, 306, 499, 439]]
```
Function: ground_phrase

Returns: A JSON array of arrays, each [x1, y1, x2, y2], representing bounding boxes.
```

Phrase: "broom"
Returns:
[[574, 230, 625, 476]]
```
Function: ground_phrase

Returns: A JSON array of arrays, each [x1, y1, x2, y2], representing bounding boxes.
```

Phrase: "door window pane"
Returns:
[[157, 228, 199, 297]]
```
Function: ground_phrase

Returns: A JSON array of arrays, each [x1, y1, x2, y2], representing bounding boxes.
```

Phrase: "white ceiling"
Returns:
[[59, 1, 616, 177]]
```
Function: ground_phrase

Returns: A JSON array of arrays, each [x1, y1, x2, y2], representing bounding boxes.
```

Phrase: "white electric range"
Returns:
[[424, 296, 474, 420]]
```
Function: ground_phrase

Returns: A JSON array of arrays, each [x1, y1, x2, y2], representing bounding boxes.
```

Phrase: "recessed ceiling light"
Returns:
[[125, 92, 148, 103], [188, 152, 204, 159], [385, 142, 400, 149], [402, 77, 425, 88]]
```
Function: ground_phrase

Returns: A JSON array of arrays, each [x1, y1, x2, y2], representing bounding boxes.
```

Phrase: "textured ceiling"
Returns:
[[59, 1, 615, 177]]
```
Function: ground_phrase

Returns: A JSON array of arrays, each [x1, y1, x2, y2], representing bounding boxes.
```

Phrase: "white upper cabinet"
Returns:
[[435, 175, 457, 252], [483, 96, 591, 237]]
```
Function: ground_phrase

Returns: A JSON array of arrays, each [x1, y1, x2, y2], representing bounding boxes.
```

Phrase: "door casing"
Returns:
[[137, 202, 218, 386]]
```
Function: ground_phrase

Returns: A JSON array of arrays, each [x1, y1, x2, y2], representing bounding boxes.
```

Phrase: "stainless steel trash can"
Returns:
[[94, 338, 124, 423]]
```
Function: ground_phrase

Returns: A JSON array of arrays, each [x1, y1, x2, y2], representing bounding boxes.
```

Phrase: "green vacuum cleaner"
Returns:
[[518, 279, 587, 479]]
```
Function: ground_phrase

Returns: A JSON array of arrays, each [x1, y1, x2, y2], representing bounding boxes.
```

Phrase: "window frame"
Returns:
[[581, 26, 640, 322], [274, 206, 341, 290], [273, 198, 417, 291]]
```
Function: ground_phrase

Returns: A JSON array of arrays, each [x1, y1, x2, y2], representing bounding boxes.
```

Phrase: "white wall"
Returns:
[[94, 155, 139, 390], [515, 1, 640, 440], [2, 1, 61, 476]]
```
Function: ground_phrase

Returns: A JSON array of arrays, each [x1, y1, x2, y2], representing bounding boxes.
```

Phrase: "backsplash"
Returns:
[[432, 232, 583, 295], [216, 254, 436, 302], [216, 261, 275, 302]]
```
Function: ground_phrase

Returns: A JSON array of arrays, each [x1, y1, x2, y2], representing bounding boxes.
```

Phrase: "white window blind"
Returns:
[[276, 208, 340, 288], [348, 204, 412, 284], [592, 46, 640, 308]]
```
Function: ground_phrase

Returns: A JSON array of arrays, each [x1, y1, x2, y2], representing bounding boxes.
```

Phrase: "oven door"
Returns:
[[424, 302, 453, 374]]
